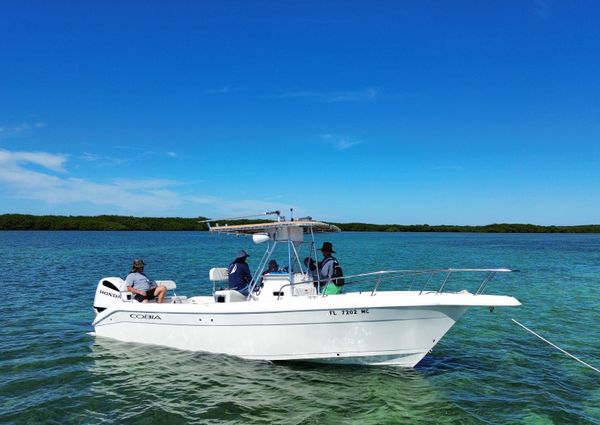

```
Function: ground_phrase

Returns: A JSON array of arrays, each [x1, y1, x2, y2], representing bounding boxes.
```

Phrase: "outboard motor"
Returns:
[[93, 277, 128, 314]]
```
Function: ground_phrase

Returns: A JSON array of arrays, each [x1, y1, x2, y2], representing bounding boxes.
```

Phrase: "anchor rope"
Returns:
[[511, 319, 600, 375]]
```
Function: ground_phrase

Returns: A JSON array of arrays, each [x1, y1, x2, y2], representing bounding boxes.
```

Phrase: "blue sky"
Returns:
[[1, 1, 599, 225]]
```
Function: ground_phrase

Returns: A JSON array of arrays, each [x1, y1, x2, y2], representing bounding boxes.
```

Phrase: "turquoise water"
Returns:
[[1, 231, 599, 424]]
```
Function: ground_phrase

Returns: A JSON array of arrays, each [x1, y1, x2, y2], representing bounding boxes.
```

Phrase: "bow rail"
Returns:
[[274, 268, 516, 299]]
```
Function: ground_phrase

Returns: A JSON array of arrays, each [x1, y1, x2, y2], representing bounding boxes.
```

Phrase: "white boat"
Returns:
[[92, 213, 521, 367]]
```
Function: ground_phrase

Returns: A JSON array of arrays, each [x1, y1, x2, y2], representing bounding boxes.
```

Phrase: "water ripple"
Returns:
[[1, 231, 599, 423]]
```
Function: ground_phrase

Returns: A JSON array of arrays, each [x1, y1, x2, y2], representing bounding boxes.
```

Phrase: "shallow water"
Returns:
[[1, 231, 599, 424]]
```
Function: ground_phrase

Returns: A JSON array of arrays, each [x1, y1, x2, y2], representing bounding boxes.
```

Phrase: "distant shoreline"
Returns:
[[1, 214, 599, 233]]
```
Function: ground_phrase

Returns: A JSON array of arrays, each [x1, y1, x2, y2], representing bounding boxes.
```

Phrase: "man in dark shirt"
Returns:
[[228, 250, 252, 296]]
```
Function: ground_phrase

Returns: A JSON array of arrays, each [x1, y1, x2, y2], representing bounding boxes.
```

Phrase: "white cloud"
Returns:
[[78, 152, 128, 167], [29, 177, 182, 210], [335, 139, 361, 150], [274, 88, 379, 103], [0, 148, 181, 212], [320, 134, 361, 151], [325, 88, 379, 103], [0, 148, 285, 217], [275, 91, 322, 99], [112, 178, 181, 191], [0, 122, 45, 139], [185, 195, 288, 219], [0, 149, 67, 172], [167, 151, 177, 158]]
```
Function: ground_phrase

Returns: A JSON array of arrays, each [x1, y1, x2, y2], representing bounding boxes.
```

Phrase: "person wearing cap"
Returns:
[[125, 259, 167, 303], [227, 250, 253, 296], [318, 242, 343, 295]]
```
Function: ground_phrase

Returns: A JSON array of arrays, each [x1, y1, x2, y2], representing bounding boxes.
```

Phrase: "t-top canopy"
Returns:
[[208, 220, 341, 235]]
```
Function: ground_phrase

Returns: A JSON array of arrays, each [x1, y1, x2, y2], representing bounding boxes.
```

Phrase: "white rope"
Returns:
[[512, 319, 600, 374]]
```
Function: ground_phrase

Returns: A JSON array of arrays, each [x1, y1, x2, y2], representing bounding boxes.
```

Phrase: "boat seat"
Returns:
[[209, 268, 229, 295], [156, 280, 177, 291], [209, 268, 229, 282], [214, 289, 246, 303]]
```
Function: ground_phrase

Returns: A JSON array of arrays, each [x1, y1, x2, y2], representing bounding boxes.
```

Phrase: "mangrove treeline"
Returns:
[[1, 214, 599, 233], [0, 214, 209, 231]]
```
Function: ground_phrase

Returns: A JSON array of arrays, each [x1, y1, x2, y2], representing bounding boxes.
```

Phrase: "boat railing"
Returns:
[[275, 268, 515, 299]]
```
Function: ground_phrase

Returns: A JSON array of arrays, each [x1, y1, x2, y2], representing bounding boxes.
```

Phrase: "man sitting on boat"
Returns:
[[125, 259, 167, 303], [318, 242, 344, 295], [228, 250, 252, 296]]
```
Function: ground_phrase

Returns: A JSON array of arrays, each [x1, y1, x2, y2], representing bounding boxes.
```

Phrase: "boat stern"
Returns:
[[93, 277, 129, 314]]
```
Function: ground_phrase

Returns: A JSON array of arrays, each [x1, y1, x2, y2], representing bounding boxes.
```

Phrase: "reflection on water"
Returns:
[[89, 337, 465, 424]]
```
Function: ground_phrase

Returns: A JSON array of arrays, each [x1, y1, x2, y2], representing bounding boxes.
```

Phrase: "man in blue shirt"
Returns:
[[125, 259, 167, 303], [228, 250, 252, 296]]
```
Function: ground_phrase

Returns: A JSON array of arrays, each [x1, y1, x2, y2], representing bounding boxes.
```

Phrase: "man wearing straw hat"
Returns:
[[125, 259, 167, 303], [318, 242, 344, 295]]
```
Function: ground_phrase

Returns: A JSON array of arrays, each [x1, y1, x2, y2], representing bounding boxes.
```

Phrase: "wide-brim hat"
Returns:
[[131, 259, 145, 272], [318, 242, 335, 253]]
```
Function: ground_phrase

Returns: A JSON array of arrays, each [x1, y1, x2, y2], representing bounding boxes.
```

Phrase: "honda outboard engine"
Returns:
[[93, 277, 128, 314]]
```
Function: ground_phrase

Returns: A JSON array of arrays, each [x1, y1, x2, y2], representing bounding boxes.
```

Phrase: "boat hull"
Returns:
[[93, 298, 470, 367]]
